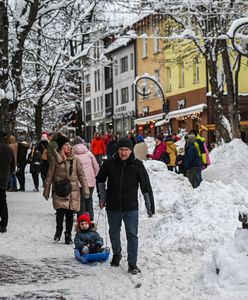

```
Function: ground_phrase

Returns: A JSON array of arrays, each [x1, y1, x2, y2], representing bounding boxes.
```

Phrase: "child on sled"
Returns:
[[74, 212, 103, 255]]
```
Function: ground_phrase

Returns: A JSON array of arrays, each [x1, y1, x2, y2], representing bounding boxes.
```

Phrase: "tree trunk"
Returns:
[[220, 39, 240, 139], [35, 103, 42, 140], [207, 55, 231, 144]]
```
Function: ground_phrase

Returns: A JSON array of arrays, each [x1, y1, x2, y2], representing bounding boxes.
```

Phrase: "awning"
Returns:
[[166, 103, 207, 120], [134, 113, 164, 125], [155, 118, 169, 127]]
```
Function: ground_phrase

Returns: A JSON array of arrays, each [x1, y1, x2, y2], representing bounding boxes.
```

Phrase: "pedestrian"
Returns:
[[91, 132, 106, 166], [6, 135, 18, 191], [164, 135, 177, 171], [0, 131, 15, 233], [134, 135, 148, 161], [73, 136, 99, 220], [16, 135, 29, 191], [27, 142, 41, 192], [43, 135, 90, 244], [126, 132, 136, 147], [96, 137, 153, 275], [36, 132, 50, 184], [184, 134, 202, 188], [106, 134, 118, 159], [74, 212, 103, 255], [176, 148, 185, 175], [148, 134, 167, 161]]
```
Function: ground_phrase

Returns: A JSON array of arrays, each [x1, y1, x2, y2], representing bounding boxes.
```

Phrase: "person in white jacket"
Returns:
[[73, 137, 99, 220]]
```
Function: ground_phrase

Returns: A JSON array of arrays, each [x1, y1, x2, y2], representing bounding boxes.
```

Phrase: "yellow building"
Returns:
[[133, 15, 166, 137]]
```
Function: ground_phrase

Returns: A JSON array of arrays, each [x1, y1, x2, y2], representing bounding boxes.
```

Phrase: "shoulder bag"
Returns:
[[54, 160, 73, 197]]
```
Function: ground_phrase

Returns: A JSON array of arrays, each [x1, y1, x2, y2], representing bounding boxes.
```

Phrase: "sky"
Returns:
[[0, 139, 248, 299]]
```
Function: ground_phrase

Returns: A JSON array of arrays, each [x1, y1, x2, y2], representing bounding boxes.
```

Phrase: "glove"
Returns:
[[92, 243, 102, 253], [81, 246, 89, 255]]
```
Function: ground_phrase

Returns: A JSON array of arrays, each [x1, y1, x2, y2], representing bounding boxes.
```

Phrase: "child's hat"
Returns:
[[77, 212, 91, 225]]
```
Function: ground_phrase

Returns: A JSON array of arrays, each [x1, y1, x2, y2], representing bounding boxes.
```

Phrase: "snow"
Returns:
[[1, 139, 248, 299]]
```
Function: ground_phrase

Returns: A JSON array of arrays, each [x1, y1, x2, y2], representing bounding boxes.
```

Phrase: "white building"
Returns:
[[105, 36, 136, 137]]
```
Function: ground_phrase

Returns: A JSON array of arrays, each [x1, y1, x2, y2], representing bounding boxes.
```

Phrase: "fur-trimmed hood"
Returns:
[[75, 221, 97, 233]]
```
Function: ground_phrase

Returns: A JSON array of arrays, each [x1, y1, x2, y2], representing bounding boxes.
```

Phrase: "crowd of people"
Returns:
[[0, 128, 210, 275]]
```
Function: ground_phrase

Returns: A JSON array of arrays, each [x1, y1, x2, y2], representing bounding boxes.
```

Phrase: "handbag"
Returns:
[[54, 160, 73, 197]]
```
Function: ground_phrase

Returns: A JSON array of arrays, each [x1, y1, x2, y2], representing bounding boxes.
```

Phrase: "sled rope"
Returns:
[[96, 208, 108, 248]]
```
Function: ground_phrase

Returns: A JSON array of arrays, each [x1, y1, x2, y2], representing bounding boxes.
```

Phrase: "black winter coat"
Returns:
[[106, 141, 117, 159], [0, 140, 15, 189], [96, 152, 150, 212]]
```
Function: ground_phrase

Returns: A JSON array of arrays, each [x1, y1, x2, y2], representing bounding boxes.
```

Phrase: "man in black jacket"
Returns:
[[96, 137, 153, 275], [0, 131, 15, 233]]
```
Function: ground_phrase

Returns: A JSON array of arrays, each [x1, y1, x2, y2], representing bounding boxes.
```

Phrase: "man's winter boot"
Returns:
[[110, 254, 122, 267], [128, 264, 141, 275], [54, 232, 62, 242], [64, 233, 73, 245]]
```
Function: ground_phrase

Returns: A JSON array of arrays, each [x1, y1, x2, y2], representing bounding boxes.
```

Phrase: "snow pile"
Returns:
[[203, 139, 248, 188], [1, 140, 248, 299]]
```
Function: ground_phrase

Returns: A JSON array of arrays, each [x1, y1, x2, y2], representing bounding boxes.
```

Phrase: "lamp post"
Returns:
[[133, 74, 169, 133]]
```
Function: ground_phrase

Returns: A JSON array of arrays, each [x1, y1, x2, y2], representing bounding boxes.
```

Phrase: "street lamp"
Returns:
[[133, 73, 169, 120]]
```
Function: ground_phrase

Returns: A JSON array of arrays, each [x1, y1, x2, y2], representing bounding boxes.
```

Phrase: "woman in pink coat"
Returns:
[[73, 137, 99, 220]]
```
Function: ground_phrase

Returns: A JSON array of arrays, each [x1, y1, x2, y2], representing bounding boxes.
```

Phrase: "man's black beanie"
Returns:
[[117, 138, 134, 151]]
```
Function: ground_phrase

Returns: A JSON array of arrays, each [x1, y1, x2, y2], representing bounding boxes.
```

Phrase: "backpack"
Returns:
[[160, 151, 170, 165]]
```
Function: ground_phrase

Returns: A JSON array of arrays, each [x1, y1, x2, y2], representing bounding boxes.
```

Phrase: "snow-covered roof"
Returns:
[[134, 113, 164, 125], [166, 103, 207, 120], [105, 35, 135, 54]]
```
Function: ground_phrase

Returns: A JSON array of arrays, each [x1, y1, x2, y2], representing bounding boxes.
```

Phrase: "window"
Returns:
[[193, 58, 200, 83], [94, 70, 100, 91], [116, 90, 119, 106], [178, 63, 184, 88], [93, 98, 96, 112], [85, 74, 90, 94], [130, 53, 134, 70], [94, 71, 97, 92], [142, 36, 148, 58], [153, 29, 160, 53], [105, 93, 112, 108], [131, 85, 134, 101], [86, 101, 91, 114], [166, 67, 171, 92], [121, 87, 129, 104], [120, 56, 128, 73], [97, 97, 99, 111], [100, 96, 103, 110], [97, 69, 100, 91]]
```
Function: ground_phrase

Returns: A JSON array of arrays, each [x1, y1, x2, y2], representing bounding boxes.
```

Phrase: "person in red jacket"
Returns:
[[148, 134, 167, 161], [90, 132, 106, 166]]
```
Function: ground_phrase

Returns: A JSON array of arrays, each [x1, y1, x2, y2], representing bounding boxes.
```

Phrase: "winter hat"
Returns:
[[136, 135, 144, 143], [116, 137, 133, 151], [57, 135, 70, 150], [73, 136, 84, 146], [155, 134, 163, 142], [187, 134, 196, 144], [77, 212, 91, 225]]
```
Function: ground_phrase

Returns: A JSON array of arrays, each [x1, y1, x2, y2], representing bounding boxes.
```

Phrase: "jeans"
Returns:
[[77, 187, 94, 220], [56, 208, 74, 236], [8, 173, 17, 190], [107, 210, 139, 266], [0, 188, 8, 229]]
